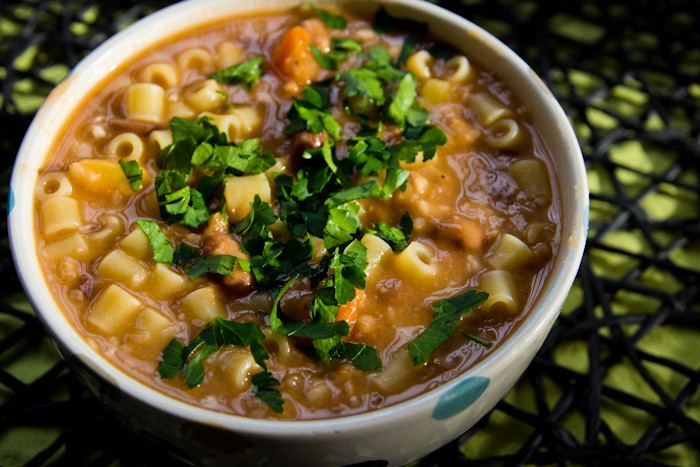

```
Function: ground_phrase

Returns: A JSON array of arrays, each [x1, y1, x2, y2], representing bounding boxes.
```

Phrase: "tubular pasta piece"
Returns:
[[370, 349, 413, 393], [139, 62, 179, 89], [443, 55, 472, 83], [361, 233, 392, 279], [484, 233, 535, 270], [394, 241, 438, 279], [263, 328, 293, 363], [485, 118, 527, 150], [405, 50, 434, 81], [215, 41, 244, 69], [219, 349, 263, 393], [35, 171, 72, 202], [479, 270, 519, 316], [184, 79, 227, 113], [126, 83, 166, 123], [176, 47, 214, 73], [87, 284, 143, 335], [470, 92, 511, 126], [106, 132, 145, 161], [40, 196, 81, 238], [148, 129, 173, 152], [87, 215, 124, 252]]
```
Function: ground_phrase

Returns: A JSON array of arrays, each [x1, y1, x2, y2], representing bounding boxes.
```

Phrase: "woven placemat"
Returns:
[[1, 0, 699, 465]]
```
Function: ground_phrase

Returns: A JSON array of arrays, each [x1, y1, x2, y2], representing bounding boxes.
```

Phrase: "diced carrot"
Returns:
[[272, 25, 321, 86], [336, 289, 366, 329]]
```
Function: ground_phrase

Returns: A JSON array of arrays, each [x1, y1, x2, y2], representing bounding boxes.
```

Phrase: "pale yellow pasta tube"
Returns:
[[35, 171, 72, 202], [96, 249, 150, 291], [126, 83, 165, 123], [176, 47, 214, 73], [510, 159, 552, 201], [139, 62, 179, 88], [87, 215, 124, 252], [485, 118, 526, 150], [202, 106, 263, 141], [106, 132, 145, 161], [87, 284, 143, 335], [361, 233, 392, 278], [40, 196, 81, 238], [406, 50, 434, 81], [184, 79, 227, 113], [479, 270, 519, 316], [443, 55, 472, 83], [471, 92, 511, 126], [215, 41, 244, 69], [148, 129, 173, 152], [219, 349, 263, 392], [224, 173, 271, 223], [180, 286, 226, 321], [262, 328, 294, 363], [371, 349, 414, 393], [484, 233, 535, 270], [394, 241, 438, 279]]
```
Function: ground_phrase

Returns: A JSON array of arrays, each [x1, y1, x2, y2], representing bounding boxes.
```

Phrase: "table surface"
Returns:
[[1, 0, 699, 465]]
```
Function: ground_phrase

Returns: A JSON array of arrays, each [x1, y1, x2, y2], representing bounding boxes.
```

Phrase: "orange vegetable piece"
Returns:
[[336, 289, 366, 329], [272, 25, 321, 86]]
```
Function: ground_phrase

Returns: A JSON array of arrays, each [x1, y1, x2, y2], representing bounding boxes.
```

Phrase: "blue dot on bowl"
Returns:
[[432, 376, 490, 421], [7, 186, 15, 216]]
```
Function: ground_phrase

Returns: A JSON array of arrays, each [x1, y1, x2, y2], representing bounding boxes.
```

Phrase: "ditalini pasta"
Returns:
[[34, 5, 560, 420]]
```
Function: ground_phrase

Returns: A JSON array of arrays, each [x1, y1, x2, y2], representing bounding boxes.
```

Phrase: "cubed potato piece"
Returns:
[[96, 249, 150, 291], [180, 286, 226, 321], [87, 284, 143, 335], [68, 159, 134, 196], [133, 307, 177, 348], [44, 232, 91, 262], [119, 227, 152, 262], [151, 263, 189, 299]]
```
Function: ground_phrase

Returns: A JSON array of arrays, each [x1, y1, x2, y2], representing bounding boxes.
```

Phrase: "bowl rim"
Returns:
[[9, 0, 588, 436]]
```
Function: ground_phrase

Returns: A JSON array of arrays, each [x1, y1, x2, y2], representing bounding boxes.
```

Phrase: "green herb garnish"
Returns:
[[209, 57, 264, 89], [252, 371, 284, 413], [408, 290, 489, 365], [135, 219, 174, 263], [118, 159, 143, 191]]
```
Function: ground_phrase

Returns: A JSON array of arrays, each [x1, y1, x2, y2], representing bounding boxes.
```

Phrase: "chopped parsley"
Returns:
[[118, 159, 143, 191], [136, 219, 174, 263], [147, 17, 473, 414], [209, 57, 264, 89], [408, 290, 489, 365]]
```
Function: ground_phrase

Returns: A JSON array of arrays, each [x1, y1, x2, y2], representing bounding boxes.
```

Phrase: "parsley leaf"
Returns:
[[209, 57, 264, 89], [252, 371, 284, 413], [388, 72, 418, 129], [333, 342, 382, 370], [371, 213, 413, 252], [408, 290, 489, 365], [187, 255, 238, 279], [173, 243, 198, 267], [136, 219, 174, 263], [311, 5, 347, 29], [158, 317, 269, 388], [119, 159, 143, 191], [323, 203, 362, 249]]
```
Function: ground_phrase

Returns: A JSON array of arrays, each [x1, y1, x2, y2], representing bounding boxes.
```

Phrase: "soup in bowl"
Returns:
[[9, 0, 588, 465]]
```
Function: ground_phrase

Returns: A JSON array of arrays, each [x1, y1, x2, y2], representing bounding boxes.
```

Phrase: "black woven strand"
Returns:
[[1, 0, 699, 465]]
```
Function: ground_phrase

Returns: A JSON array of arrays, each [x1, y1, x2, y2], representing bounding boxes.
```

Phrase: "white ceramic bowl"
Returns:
[[9, 0, 588, 465]]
